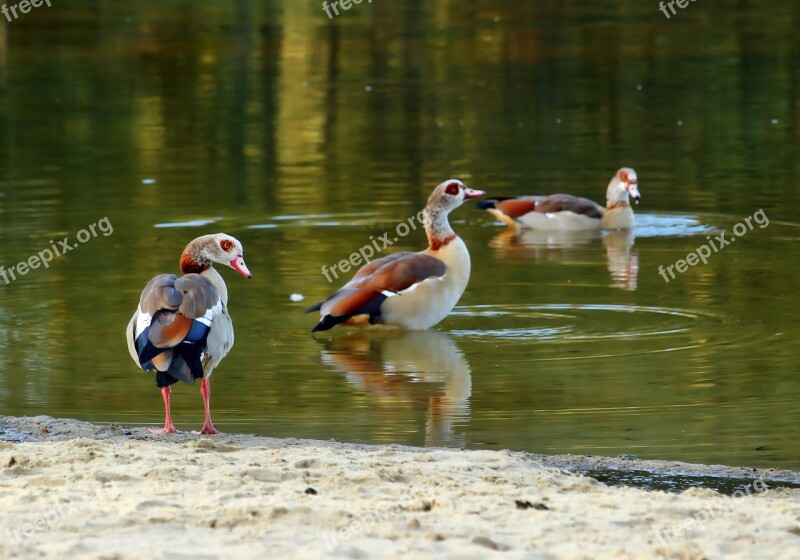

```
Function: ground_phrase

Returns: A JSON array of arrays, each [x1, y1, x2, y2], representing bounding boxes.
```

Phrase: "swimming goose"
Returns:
[[126, 233, 252, 434], [477, 168, 641, 231], [306, 179, 484, 331]]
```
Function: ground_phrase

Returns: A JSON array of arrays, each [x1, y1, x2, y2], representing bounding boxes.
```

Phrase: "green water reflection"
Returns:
[[0, 2, 797, 470]]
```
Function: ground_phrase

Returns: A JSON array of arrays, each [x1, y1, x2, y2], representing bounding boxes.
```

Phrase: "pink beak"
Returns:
[[230, 255, 252, 278], [627, 182, 641, 203], [464, 188, 486, 200]]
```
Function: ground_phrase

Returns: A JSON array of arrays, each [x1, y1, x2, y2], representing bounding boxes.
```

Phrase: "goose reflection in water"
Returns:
[[318, 330, 471, 447], [488, 228, 639, 291]]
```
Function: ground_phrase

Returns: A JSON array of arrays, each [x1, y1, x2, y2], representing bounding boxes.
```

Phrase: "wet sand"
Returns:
[[1, 416, 799, 559]]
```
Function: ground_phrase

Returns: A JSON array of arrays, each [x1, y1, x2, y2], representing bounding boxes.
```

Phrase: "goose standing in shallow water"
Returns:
[[306, 180, 485, 331], [477, 168, 641, 231], [126, 234, 252, 434]]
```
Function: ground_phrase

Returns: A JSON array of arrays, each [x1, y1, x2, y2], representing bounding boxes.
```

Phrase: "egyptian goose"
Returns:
[[306, 179, 485, 331], [477, 168, 641, 231], [126, 234, 252, 434]]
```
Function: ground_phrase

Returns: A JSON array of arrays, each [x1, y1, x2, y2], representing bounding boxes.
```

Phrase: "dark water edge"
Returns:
[[584, 470, 800, 496], [3, 415, 799, 496]]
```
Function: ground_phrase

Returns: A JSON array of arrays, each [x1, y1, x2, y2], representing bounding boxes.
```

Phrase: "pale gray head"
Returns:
[[606, 168, 641, 205], [180, 233, 252, 278], [423, 180, 485, 249], [426, 179, 486, 215]]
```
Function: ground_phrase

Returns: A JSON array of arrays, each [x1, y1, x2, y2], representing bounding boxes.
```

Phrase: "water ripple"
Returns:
[[447, 303, 765, 359]]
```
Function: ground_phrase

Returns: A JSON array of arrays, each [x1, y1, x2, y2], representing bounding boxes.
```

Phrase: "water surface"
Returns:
[[0, 2, 798, 470]]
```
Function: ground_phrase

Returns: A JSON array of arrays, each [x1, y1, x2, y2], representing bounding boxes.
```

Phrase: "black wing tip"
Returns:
[[304, 302, 323, 314], [311, 314, 346, 332], [476, 197, 518, 210]]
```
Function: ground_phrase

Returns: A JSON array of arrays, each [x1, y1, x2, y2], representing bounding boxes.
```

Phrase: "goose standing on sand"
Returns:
[[126, 234, 252, 434], [306, 180, 485, 331], [478, 168, 641, 231]]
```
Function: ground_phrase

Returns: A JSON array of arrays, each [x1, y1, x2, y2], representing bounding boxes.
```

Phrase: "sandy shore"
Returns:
[[1, 416, 799, 559]]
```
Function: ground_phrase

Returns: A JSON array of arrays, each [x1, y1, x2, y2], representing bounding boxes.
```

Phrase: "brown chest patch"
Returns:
[[607, 201, 630, 211], [180, 251, 210, 274], [429, 234, 457, 251]]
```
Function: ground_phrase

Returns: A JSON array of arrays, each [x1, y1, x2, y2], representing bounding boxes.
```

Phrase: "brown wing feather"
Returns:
[[367, 255, 445, 292], [349, 252, 416, 282], [173, 274, 219, 318], [535, 194, 603, 218], [495, 199, 536, 218], [139, 274, 183, 315], [139, 274, 218, 319], [135, 273, 220, 352], [151, 352, 174, 371], [148, 313, 193, 349], [330, 289, 385, 317], [315, 253, 446, 328]]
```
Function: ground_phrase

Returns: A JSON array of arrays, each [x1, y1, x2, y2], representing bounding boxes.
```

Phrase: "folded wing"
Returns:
[[534, 194, 603, 218], [132, 273, 221, 387], [479, 194, 603, 222], [306, 252, 447, 332]]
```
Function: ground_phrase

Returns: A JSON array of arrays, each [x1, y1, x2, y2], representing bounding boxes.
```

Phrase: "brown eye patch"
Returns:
[[220, 239, 235, 252], [619, 170, 629, 182], [445, 182, 461, 196]]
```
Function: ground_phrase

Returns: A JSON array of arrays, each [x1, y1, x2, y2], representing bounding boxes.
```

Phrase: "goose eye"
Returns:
[[445, 182, 461, 196], [220, 239, 235, 252]]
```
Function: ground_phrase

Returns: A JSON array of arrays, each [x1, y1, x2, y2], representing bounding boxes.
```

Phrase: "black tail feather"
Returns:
[[310, 293, 388, 333], [155, 371, 180, 388], [311, 314, 350, 332], [476, 197, 517, 210], [304, 301, 323, 314]]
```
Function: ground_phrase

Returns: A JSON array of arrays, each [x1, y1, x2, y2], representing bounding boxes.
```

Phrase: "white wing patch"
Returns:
[[394, 273, 447, 297], [197, 300, 223, 327], [134, 310, 152, 338]]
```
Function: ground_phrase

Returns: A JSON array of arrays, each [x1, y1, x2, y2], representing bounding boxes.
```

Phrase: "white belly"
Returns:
[[381, 239, 471, 330], [519, 211, 601, 231], [602, 206, 635, 229]]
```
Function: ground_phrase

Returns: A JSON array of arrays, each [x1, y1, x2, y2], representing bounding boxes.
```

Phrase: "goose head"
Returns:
[[180, 233, 252, 278], [607, 168, 641, 206], [426, 179, 485, 215]]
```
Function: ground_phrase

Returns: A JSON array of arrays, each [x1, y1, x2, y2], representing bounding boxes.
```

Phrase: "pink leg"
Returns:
[[149, 387, 178, 434], [195, 378, 223, 435]]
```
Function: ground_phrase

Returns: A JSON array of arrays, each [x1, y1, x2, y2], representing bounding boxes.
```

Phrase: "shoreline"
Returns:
[[1, 416, 799, 558], [3, 415, 798, 488]]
